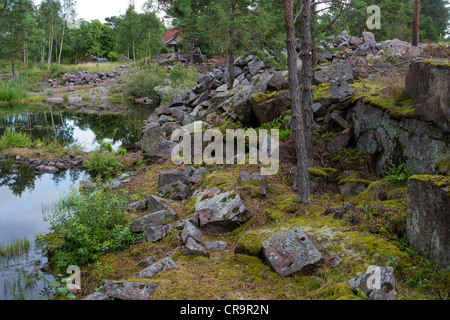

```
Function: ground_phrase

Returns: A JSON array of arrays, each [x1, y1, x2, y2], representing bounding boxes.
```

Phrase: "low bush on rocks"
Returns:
[[43, 186, 137, 269], [84, 151, 124, 179]]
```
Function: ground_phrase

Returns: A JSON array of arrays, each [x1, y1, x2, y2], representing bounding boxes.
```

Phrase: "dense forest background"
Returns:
[[0, 0, 449, 70]]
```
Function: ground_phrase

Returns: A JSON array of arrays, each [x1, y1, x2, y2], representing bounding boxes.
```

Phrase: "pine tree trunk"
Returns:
[[18, 36, 22, 79], [11, 53, 16, 81], [18, 50, 21, 78], [25, 40, 29, 81], [227, 0, 237, 90], [412, 0, 420, 46], [300, 0, 314, 166], [284, 0, 311, 204], [311, 2, 318, 67]]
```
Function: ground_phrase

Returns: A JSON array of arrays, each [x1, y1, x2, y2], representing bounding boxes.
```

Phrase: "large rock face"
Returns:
[[405, 60, 450, 133], [220, 85, 258, 123], [406, 176, 450, 270], [350, 101, 449, 176], [261, 228, 323, 277]]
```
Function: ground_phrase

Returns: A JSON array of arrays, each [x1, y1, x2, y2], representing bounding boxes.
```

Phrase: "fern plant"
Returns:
[[384, 163, 412, 182]]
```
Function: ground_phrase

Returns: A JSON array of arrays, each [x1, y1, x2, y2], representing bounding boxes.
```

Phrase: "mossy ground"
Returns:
[[30, 61, 448, 301], [74, 159, 449, 301]]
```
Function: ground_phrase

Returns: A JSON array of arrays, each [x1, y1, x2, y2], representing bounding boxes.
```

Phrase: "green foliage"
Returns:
[[384, 163, 412, 182], [118, 147, 127, 156], [0, 129, 32, 148], [44, 186, 137, 268], [169, 63, 198, 90], [86, 20, 115, 58], [279, 129, 293, 141], [84, 151, 124, 178], [100, 140, 113, 152], [123, 64, 166, 99], [0, 80, 27, 101], [258, 112, 292, 131], [48, 278, 77, 299]]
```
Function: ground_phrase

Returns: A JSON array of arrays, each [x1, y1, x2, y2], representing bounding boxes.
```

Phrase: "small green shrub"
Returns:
[[384, 163, 412, 182], [169, 62, 198, 89], [123, 64, 166, 99], [279, 129, 293, 140], [84, 151, 124, 178], [100, 140, 113, 152], [44, 186, 137, 268], [0, 129, 32, 148], [118, 147, 127, 156]]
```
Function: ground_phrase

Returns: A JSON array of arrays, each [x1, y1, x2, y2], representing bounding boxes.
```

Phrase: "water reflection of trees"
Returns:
[[0, 159, 36, 197], [50, 169, 83, 185], [0, 159, 86, 196], [70, 113, 142, 148], [0, 103, 153, 150], [0, 108, 75, 146]]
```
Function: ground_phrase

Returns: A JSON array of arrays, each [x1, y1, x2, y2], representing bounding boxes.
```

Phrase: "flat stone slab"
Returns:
[[82, 291, 110, 300], [204, 241, 228, 252], [261, 228, 323, 277], [137, 257, 178, 279], [102, 280, 158, 300], [195, 191, 253, 233]]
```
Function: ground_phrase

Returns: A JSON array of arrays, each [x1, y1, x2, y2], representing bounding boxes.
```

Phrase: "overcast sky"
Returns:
[[33, 0, 168, 24]]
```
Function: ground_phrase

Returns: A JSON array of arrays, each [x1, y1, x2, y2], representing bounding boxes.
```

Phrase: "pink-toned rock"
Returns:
[[261, 228, 323, 277]]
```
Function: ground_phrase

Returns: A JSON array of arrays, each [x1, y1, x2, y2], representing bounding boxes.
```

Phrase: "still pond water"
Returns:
[[0, 102, 153, 300]]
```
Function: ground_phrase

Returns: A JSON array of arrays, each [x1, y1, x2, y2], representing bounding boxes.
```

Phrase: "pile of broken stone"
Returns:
[[140, 30, 423, 161], [45, 65, 128, 88], [84, 166, 397, 300]]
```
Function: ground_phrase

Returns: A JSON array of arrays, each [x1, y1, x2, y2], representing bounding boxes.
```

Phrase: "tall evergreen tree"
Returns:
[[284, 0, 311, 204], [0, 0, 34, 79]]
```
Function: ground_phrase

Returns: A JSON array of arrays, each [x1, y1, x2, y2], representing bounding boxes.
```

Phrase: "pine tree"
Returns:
[[284, 0, 311, 204]]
